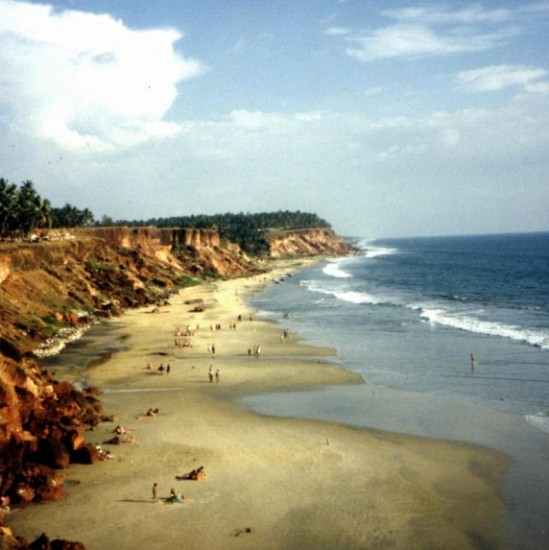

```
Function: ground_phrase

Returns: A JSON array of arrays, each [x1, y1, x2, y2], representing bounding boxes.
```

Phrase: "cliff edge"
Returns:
[[0, 224, 354, 547]]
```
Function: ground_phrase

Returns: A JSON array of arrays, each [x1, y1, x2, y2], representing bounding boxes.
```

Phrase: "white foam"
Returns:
[[525, 411, 549, 435], [333, 290, 386, 305], [363, 245, 397, 258], [301, 278, 394, 306], [323, 261, 352, 279], [420, 308, 549, 350]]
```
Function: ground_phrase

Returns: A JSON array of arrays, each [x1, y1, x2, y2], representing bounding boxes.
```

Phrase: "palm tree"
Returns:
[[16, 180, 42, 239], [0, 179, 20, 239]]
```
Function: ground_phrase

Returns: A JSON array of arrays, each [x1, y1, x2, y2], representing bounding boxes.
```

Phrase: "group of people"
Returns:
[[152, 466, 207, 503], [146, 362, 171, 374], [248, 345, 261, 357]]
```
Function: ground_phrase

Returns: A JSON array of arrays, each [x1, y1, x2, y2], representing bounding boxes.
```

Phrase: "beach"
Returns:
[[7, 261, 510, 549]]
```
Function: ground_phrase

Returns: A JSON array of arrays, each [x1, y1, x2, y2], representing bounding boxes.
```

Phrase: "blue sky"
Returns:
[[1, 0, 548, 237]]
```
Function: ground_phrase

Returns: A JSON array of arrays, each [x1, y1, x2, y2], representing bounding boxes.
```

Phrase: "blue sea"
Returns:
[[248, 232, 549, 430], [242, 232, 549, 548], [244, 232, 549, 548]]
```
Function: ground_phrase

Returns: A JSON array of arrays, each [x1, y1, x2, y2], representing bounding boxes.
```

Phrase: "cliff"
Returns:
[[0, 227, 257, 358], [0, 224, 354, 547], [268, 227, 355, 258]]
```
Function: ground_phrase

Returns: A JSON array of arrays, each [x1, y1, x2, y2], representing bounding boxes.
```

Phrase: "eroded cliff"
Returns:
[[0, 225, 354, 548], [268, 227, 355, 258]]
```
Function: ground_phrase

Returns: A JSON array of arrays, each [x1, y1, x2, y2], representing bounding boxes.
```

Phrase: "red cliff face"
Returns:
[[0, 227, 258, 356], [268, 228, 355, 258], [0, 224, 353, 546]]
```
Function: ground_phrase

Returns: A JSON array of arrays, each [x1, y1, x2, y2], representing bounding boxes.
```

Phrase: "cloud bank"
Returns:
[[0, 0, 207, 150]]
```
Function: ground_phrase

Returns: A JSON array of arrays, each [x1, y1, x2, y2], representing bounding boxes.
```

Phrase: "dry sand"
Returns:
[[7, 261, 510, 549]]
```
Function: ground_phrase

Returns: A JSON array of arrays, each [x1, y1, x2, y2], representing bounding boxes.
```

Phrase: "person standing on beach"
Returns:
[[470, 353, 476, 373], [152, 482, 158, 501], [215, 369, 220, 383], [209, 365, 214, 383]]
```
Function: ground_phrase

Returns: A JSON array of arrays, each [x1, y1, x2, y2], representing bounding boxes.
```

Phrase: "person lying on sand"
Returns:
[[137, 408, 159, 421], [166, 488, 187, 503], [113, 425, 132, 435], [176, 466, 206, 481]]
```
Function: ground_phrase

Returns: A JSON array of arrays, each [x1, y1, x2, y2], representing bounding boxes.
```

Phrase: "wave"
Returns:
[[322, 242, 398, 280], [525, 410, 549, 435], [301, 277, 549, 351], [420, 308, 549, 351], [364, 246, 397, 258], [301, 279, 400, 307], [322, 261, 352, 279], [358, 239, 397, 258]]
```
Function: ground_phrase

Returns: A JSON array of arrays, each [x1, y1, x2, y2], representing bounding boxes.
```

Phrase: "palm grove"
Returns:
[[0, 179, 94, 240], [1, 178, 331, 255]]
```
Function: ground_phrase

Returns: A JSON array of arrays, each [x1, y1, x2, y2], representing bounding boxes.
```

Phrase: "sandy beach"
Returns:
[[7, 261, 510, 549]]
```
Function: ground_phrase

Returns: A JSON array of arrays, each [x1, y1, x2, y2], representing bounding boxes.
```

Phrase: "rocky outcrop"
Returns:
[[0, 223, 353, 546], [268, 227, 355, 258], [0, 525, 86, 549], [0, 354, 105, 549], [0, 355, 106, 494]]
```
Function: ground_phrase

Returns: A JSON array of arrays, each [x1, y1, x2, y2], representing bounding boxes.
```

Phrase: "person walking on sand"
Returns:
[[470, 353, 476, 373], [152, 482, 158, 501], [215, 369, 220, 383], [209, 365, 214, 383]]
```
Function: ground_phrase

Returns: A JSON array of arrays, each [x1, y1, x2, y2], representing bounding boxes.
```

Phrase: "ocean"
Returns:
[[246, 232, 549, 431], [244, 231, 549, 549]]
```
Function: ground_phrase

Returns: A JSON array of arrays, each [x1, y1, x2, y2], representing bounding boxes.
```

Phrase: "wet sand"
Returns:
[[7, 261, 511, 549]]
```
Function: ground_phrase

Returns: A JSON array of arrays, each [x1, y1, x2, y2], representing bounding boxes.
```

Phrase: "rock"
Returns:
[[29, 532, 87, 550], [37, 437, 70, 469], [0, 525, 26, 549], [14, 483, 35, 504], [71, 443, 104, 465]]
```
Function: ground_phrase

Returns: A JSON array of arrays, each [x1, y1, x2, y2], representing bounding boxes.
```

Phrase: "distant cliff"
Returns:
[[268, 227, 355, 258]]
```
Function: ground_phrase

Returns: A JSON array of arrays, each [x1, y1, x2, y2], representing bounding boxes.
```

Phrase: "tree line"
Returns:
[[0, 179, 94, 240], [1, 177, 331, 255], [115, 211, 331, 255]]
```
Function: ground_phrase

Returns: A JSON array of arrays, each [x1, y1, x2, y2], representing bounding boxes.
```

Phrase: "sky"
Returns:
[[1, 0, 549, 238]]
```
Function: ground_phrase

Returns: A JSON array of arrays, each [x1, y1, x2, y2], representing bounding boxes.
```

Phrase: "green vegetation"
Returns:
[[115, 211, 331, 256], [0, 178, 95, 240], [1, 176, 330, 256], [84, 260, 115, 272]]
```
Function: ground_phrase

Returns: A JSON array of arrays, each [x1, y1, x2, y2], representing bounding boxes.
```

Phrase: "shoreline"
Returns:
[[7, 260, 511, 549]]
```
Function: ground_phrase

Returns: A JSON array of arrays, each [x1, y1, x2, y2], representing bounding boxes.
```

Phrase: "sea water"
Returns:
[[244, 232, 549, 549], [248, 232, 549, 431]]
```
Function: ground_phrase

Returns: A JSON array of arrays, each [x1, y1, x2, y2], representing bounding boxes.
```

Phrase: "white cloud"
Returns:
[[0, 0, 207, 150], [324, 26, 351, 36], [382, 5, 512, 25], [346, 23, 513, 61], [457, 65, 549, 92], [333, 3, 533, 62]]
